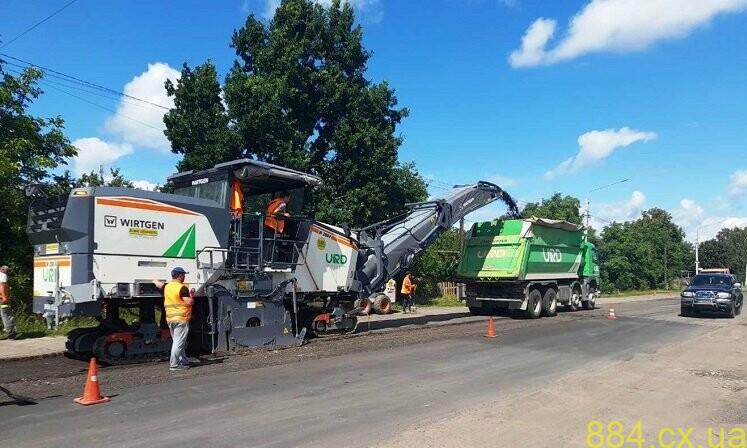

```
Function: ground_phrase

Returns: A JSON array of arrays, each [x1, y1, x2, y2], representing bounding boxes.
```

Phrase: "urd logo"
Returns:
[[104, 215, 117, 227]]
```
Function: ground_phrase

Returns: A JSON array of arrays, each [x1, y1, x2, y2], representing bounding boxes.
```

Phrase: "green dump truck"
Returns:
[[457, 218, 600, 318]]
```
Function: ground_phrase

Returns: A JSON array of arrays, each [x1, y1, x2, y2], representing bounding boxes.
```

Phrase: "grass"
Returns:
[[419, 295, 465, 307], [0, 313, 99, 340]]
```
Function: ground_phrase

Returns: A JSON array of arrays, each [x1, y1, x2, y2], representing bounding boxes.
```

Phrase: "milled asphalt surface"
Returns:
[[0, 297, 711, 448]]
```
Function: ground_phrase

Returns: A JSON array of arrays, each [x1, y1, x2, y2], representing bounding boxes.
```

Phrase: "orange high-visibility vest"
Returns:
[[264, 198, 287, 234], [164, 281, 191, 323], [230, 179, 244, 217], [0, 272, 9, 304], [401, 277, 414, 295]]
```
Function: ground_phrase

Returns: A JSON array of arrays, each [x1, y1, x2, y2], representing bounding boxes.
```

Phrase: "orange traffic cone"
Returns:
[[484, 317, 497, 338], [607, 305, 617, 320], [74, 358, 110, 406]]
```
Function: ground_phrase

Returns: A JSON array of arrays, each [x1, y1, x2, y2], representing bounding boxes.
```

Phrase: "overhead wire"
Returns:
[[40, 80, 164, 132], [0, 0, 79, 50], [0, 52, 171, 110], [4, 64, 158, 112]]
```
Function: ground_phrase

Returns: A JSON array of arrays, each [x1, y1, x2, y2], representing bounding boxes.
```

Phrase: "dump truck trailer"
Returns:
[[457, 218, 600, 318], [27, 158, 519, 363]]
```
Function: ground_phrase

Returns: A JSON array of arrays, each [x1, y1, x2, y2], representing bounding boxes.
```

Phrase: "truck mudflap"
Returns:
[[207, 281, 305, 353]]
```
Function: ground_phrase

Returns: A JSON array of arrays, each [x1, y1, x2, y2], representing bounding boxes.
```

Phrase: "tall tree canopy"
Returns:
[[599, 208, 694, 291], [699, 227, 747, 283], [520, 193, 583, 224], [0, 64, 77, 301], [163, 0, 427, 227]]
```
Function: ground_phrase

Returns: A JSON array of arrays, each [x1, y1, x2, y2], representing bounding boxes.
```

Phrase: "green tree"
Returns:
[[410, 229, 461, 300], [599, 208, 694, 292], [521, 193, 583, 224], [0, 64, 77, 304], [76, 168, 134, 188], [164, 62, 240, 172], [699, 227, 747, 283], [164, 0, 426, 227]]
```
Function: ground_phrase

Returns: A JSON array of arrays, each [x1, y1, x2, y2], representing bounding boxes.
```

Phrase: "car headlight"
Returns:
[[716, 292, 732, 299], [681, 291, 695, 298]]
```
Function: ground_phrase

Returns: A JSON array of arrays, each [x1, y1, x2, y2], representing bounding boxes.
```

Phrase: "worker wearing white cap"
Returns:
[[159, 267, 194, 371]]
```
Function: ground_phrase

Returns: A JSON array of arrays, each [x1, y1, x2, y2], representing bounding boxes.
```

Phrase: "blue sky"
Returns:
[[1, 0, 746, 239]]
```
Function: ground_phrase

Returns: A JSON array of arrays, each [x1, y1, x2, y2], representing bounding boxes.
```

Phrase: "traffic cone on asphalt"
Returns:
[[73, 358, 110, 406], [607, 305, 617, 320], [484, 317, 497, 338]]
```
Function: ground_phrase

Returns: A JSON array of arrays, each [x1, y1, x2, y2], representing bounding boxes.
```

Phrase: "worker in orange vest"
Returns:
[[400, 272, 417, 314], [159, 267, 194, 371], [264, 191, 291, 235], [0, 265, 17, 339]]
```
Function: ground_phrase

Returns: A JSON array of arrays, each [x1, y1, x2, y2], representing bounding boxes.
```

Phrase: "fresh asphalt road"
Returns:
[[0, 299, 704, 447]]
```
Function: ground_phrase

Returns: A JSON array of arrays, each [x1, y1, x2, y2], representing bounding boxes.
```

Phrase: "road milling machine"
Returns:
[[27, 159, 518, 363]]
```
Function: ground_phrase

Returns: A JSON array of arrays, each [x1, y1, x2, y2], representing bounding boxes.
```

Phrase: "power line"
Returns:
[[41, 81, 164, 132], [589, 178, 629, 193], [4, 64, 158, 112], [0, 52, 171, 110], [0, 0, 79, 50]]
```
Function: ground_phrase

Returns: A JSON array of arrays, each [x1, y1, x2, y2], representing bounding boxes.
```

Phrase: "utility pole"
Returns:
[[695, 229, 700, 275], [585, 198, 591, 228], [664, 245, 669, 289]]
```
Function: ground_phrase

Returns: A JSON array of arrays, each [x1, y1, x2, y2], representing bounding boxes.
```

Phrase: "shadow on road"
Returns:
[[355, 310, 476, 332]]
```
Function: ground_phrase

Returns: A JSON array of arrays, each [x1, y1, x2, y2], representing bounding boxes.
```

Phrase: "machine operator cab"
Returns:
[[167, 159, 321, 271]]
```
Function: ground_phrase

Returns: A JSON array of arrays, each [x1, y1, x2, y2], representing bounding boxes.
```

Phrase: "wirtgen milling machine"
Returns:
[[27, 159, 518, 363]]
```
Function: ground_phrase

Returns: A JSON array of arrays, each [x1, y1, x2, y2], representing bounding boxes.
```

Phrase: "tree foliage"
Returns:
[[699, 227, 747, 283], [163, 0, 426, 227], [520, 193, 583, 224], [599, 208, 693, 292], [0, 64, 77, 303], [164, 62, 240, 172], [410, 229, 461, 299]]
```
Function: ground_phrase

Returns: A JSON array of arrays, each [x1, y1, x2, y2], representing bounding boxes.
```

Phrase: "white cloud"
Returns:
[[131, 180, 159, 191], [679, 198, 704, 218], [263, 0, 380, 19], [72, 137, 134, 176], [545, 127, 656, 179], [593, 190, 647, 227], [509, 18, 557, 68], [509, 0, 747, 68], [672, 198, 747, 240], [104, 62, 180, 152], [728, 169, 747, 197], [672, 198, 705, 239]]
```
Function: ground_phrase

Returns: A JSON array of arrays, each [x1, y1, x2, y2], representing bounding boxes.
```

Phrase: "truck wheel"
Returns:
[[582, 297, 595, 310], [680, 305, 693, 317], [541, 289, 557, 317], [567, 291, 581, 312], [525, 289, 542, 319], [372, 294, 392, 314], [354, 298, 372, 315]]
